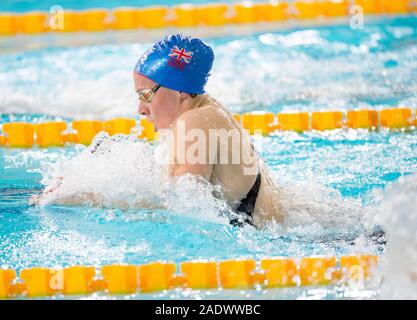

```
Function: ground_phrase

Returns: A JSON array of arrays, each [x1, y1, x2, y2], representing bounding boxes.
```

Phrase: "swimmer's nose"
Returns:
[[138, 101, 150, 117]]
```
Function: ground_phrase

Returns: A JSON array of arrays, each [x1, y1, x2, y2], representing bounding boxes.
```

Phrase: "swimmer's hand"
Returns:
[[29, 176, 63, 206]]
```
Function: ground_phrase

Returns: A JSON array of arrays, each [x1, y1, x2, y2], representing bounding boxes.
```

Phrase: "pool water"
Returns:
[[1, 15, 417, 299]]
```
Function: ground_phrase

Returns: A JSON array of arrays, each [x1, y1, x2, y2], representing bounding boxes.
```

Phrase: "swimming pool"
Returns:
[[1, 13, 417, 299]]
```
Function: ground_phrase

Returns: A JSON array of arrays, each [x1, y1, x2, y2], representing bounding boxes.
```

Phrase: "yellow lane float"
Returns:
[[71, 120, 104, 145], [104, 118, 137, 136], [139, 118, 158, 141], [242, 111, 276, 135], [35, 121, 67, 147], [219, 259, 257, 289], [233, 113, 242, 124], [299, 256, 337, 286], [101, 264, 140, 294], [140, 6, 169, 29], [0, 269, 16, 298], [1, 108, 416, 149], [17, 11, 49, 34], [311, 110, 344, 131], [321, 0, 349, 18], [19, 268, 56, 297], [0, 254, 379, 298], [62, 266, 97, 295], [277, 112, 309, 132], [112, 8, 141, 30], [0, 0, 415, 36], [346, 109, 379, 129], [180, 261, 218, 289], [173, 4, 202, 27], [340, 254, 379, 280], [199, 3, 229, 26], [0, 14, 19, 35], [232, 2, 259, 24], [0, 134, 7, 146], [293, 0, 322, 19], [79, 9, 109, 32], [260, 258, 298, 287], [379, 107, 413, 129], [138, 262, 176, 293], [380, 0, 410, 14], [353, 0, 382, 15], [256, 1, 289, 21], [2, 122, 35, 148]]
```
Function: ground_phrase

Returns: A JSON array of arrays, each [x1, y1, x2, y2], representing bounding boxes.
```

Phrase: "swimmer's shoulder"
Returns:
[[176, 96, 234, 130]]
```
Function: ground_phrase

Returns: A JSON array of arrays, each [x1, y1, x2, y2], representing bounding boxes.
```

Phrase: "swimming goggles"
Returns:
[[137, 84, 162, 103]]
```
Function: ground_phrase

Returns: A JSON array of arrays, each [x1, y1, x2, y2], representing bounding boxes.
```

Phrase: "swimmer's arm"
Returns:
[[29, 178, 165, 210], [168, 108, 215, 180]]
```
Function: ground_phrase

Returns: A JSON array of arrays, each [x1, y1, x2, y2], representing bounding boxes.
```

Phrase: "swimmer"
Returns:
[[30, 34, 285, 228]]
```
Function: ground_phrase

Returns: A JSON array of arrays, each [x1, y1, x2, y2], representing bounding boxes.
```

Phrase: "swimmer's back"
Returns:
[[171, 94, 285, 227]]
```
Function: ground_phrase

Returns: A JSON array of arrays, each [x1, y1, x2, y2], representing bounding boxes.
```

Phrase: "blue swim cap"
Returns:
[[134, 34, 214, 94]]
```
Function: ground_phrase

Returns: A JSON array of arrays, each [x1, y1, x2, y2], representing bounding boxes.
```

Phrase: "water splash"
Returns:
[[368, 174, 417, 299]]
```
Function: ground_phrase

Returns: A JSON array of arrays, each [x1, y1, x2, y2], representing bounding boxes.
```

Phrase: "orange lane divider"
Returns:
[[71, 120, 104, 145], [138, 262, 177, 293], [0, 269, 16, 298], [17, 11, 49, 34], [277, 112, 310, 132], [379, 107, 413, 129], [0, 14, 19, 36], [293, 0, 322, 19], [55, 10, 82, 32], [0, 107, 416, 149], [19, 268, 56, 297], [173, 4, 202, 27], [299, 256, 337, 286], [256, 1, 289, 22], [199, 3, 229, 26], [180, 261, 219, 289], [104, 118, 137, 136], [219, 259, 257, 289], [112, 8, 141, 30], [346, 109, 379, 129], [232, 2, 259, 24], [0, 254, 379, 298], [35, 121, 67, 147], [79, 9, 109, 32], [62, 266, 98, 295], [139, 118, 158, 141], [353, 0, 382, 15], [141, 6, 169, 29], [242, 111, 276, 135], [321, 0, 349, 18], [260, 258, 298, 287], [1, 0, 416, 37], [311, 111, 344, 131], [340, 254, 379, 280], [101, 265, 140, 294], [1, 122, 35, 148], [380, 0, 410, 14]]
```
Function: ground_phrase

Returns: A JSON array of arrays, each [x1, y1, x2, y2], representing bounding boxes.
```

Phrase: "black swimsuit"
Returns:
[[230, 144, 262, 227]]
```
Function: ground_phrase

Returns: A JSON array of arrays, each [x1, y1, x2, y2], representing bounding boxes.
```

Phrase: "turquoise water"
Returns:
[[1, 16, 417, 299]]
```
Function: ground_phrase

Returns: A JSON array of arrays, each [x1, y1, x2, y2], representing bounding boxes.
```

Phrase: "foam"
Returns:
[[368, 174, 417, 299], [34, 133, 374, 244]]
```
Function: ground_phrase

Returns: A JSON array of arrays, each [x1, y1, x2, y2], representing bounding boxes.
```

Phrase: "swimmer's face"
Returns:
[[134, 72, 181, 130]]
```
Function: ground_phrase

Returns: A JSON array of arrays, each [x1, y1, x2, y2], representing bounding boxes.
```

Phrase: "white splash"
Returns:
[[369, 174, 417, 299], [34, 132, 372, 241], [36, 132, 230, 225]]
